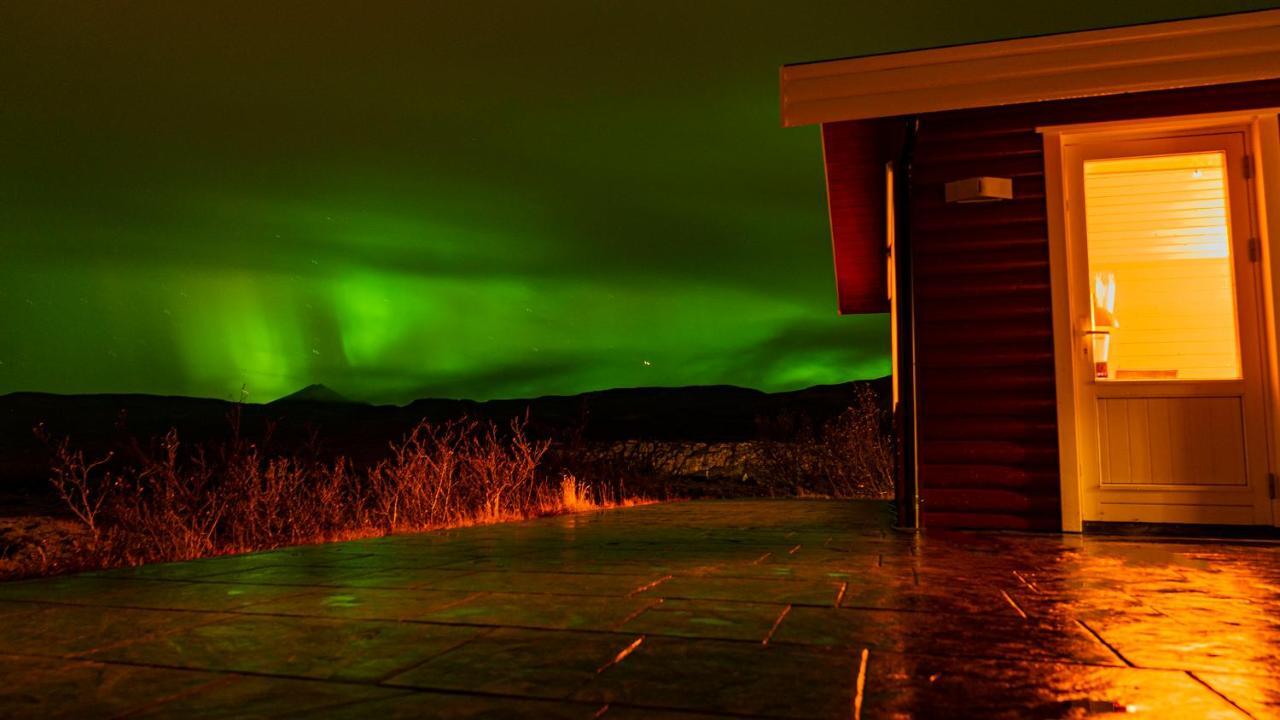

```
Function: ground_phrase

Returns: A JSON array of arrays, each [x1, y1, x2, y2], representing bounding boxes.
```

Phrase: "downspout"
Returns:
[[893, 117, 921, 530]]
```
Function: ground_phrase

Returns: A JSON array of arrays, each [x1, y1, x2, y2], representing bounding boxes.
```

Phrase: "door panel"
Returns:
[[1096, 397, 1246, 487], [1064, 130, 1273, 525]]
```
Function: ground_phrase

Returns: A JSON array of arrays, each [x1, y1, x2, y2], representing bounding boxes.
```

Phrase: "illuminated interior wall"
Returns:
[[1083, 152, 1241, 381]]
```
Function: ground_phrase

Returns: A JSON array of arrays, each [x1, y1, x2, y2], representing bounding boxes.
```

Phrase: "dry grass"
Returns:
[[557, 474, 598, 513], [7, 414, 645, 579]]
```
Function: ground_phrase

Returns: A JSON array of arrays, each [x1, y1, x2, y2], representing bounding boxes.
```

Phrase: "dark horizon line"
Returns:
[[0, 376, 892, 409]]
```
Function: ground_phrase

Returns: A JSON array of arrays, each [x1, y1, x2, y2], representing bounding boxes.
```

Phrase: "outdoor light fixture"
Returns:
[[944, 176, 1013, 203]]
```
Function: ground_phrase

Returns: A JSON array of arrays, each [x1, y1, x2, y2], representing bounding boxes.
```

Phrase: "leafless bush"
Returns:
[[17, 415, 640, 578], [44, 438, 116, 539], [754, 386, 894, 499], [366, 417, 550, 531]]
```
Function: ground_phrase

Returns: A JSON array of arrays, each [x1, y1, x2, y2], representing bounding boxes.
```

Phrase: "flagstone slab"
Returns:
[[4, 604, 229, 657], [414, 592, 657, 631], [701, 561, 874, 582], [423, 570, 664, 596], [435, 557, 713, 576], [386, 627, 637, 699], [0, 576, 313, 612], [236, 586, 482, 621], [191, 564, 385, 587], [572, 635, 855, 719], [1195, 671, 1280, 719], [857, 652, 1249, 719], [0, 575, 148, 603], [1083, 611, 1280, 676], [600, 707, 759, 720], [126, 674, 406, 719], [645, 575, 842, 606], [0, 654, 223, 720], [617, 598, 788, 642], [0, 600, 40, 618], [86, 614, 482, 682], [0, 499, 1277, 719], [276, 690, 600, 719], [771, 606, 1123, 666], [321, 567, 482, 590], [834, 572, 1024, 616]]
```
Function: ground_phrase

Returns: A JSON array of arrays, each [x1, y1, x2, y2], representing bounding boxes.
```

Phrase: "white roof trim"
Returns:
[[780, 10, 1280, 127]]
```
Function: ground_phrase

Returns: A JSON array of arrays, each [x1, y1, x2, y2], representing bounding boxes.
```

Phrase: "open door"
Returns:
[[1062, 131, 1274, 525]]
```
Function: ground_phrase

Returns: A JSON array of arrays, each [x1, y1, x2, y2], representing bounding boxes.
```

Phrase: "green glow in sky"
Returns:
[[2, 1, 1271, 402]]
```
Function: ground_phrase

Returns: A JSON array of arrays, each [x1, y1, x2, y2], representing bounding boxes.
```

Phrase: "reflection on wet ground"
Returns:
[[0, 499, 1277, 718]]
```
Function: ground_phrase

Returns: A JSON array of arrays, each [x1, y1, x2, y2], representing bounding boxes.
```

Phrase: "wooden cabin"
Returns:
[[781, 10, 1280, 531]]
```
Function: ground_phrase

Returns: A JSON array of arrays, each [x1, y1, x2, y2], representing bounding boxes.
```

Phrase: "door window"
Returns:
[[1083, 152, 1242, 381]]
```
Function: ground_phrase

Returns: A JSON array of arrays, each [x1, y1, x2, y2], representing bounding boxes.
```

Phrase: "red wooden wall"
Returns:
[[824, 77, 1280, 531], [909, 112, 1060, 530], [823, 120, 894, 314]]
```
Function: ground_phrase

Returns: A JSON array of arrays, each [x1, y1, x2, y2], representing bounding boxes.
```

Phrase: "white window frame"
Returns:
[[1041, 109, 1280, 530]]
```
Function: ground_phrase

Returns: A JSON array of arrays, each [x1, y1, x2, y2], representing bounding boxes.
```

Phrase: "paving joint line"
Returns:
[[1074, 619, 1135, 667], [372, 627, 496, 685], [853, 648, 870, 720], [110, 672, 241, 720], [610, 598, 663, 631], [1186, 670, 1257, 719], [595, 635, 645, 674], [1011, 570, 1040, 594], [627, 574, 673, 597], [761, 605, 791, 645], [999, 590, 1029, 619]]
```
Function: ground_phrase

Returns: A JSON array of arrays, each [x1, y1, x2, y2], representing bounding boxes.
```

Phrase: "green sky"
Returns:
[[2, 1, 1274, 403]]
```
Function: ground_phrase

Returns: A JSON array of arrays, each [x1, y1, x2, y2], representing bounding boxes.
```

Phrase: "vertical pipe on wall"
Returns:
[[894, 117, 921, 530]]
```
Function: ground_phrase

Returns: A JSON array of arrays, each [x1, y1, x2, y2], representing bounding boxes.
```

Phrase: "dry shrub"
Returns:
[[21, 413, 640, 578], [365, 417, 549, 530], [754, 385, 894, 499]]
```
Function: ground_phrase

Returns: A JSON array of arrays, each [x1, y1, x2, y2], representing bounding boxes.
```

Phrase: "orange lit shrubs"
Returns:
[[36, 415, 638, 576]]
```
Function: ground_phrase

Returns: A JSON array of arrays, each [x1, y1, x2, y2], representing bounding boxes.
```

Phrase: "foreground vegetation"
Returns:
[[5, 415, 626, 579], [2, 387, 893, 580]]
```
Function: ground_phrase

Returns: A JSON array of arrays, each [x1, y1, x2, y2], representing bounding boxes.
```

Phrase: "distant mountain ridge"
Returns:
[[0, 378, 890, 490]]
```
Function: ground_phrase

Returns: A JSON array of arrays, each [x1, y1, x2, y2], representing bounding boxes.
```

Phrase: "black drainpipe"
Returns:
[[893, 117, 920, 531]]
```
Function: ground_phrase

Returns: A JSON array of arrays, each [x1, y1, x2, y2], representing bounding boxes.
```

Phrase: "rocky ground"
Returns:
[[0, 492, 90, 578]]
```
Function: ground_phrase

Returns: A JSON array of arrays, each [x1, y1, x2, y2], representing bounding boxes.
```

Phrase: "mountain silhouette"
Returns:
[[270, 384, 356, 405]]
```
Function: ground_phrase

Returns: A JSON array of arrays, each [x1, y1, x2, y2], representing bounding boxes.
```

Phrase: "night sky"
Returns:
[[3, 1, 1273, 403]]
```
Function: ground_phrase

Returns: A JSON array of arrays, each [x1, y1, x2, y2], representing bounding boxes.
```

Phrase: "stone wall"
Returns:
[[578, 440, 768, 480]]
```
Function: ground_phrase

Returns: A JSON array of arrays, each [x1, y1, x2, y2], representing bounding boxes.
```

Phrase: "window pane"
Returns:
[[1083, 152, 1241, 381]]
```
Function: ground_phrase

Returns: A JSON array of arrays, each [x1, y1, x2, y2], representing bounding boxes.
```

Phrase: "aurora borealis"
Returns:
[[2, 1, 1272, 403]]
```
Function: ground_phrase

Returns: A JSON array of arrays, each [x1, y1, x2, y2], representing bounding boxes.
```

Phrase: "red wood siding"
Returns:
[[822, 120, 893, 314], [904, 78, 1280, 531]]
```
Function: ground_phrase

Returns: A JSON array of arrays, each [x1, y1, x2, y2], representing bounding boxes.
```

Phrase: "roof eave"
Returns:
[[780, 9, 1280, 127]]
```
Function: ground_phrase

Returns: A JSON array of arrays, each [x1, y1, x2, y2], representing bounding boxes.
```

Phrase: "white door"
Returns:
[[1064, 131, 1274, 525]]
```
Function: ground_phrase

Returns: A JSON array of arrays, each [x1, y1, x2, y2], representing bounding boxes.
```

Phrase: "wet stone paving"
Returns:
[[1, 499, 1279, 719]]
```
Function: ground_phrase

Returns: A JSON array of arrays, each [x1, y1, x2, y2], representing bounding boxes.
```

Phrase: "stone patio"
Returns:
[[0, 499, 1278, 718]]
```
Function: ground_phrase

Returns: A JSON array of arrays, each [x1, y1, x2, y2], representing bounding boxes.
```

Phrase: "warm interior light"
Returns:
[[1084, 152, 1241, 381]]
